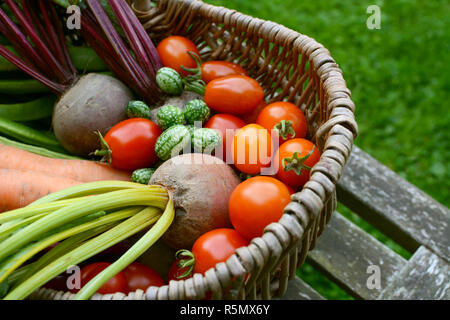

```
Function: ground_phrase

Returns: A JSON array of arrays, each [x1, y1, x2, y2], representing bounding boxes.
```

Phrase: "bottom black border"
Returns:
[[0, 299, 441, 319]]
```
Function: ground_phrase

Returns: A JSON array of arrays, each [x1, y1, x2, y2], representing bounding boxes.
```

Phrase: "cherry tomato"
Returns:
[[231, 124, 273, 175], [73, 262, 129, 294], [241, 100, 267, 124], [229, 176, 291, 240], [156, 36, 200, 76], [103, 118, 162, 171], [123, 262, 165, 292], [168, 258, 193, 282], [201, 61, 248, 84], [256, 102, 308, 146], [204, 75, 264, 115], [285, 184, 297, 195], [205, 114, 246, 163], [94, 241, 132, 261], [192, 228, 250, 275], [44, 274, 69, 291], [275, 138, 320, 187]]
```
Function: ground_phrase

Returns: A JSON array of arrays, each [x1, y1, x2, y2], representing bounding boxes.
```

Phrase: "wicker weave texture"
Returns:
[[30, 0, 358, 301]]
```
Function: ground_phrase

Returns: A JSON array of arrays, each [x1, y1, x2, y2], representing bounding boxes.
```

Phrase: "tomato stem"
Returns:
[[183, 77, 206, 96], [274, 120, 295, 140], [180, 51, 203, 79], [174, 249, 195, 279], [281, 146, 315, 175], [92, 131, 112, 164], [180, 51, 206, 96]]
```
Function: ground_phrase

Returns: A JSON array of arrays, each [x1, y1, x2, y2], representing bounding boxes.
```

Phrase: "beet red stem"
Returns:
[[0, 44, 67, 94], [80, 10, 150, 98], [0, 8, 48, 74], [117, 0, 162, 71], [83, 0, 162, 104], [86, 0, 151, 86], [48, 1, 78, 76], [108, 0, 154, 78], [0, 0, 78, 94], [5, 0, 71, 84]]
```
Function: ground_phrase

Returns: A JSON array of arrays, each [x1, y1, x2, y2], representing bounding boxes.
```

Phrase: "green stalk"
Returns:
[[0, 188, 168, 262], [74, 195, 175, 300], [4, 207, 161, 300], [30, 181, 162, 205], [68, 46, 107, 73], [2, 263, 33, 289], [0, 45, 106, 74], [14, 224, 115, 288], [4, 226, 111, 296], [0, 243, 35, 284], [0, 95, 55, 121], [0, 207, 140, 283], [0, 196, 91, 225], [39, 211, 108, 240], [0, 211, 49, 242], [0, 117, 64, 152], [0, 79, 48, 94], [0, 136, 82, 160]]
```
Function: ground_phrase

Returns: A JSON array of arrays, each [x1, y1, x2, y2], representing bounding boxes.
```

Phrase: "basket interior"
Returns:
[[30, 0, 358, 301]]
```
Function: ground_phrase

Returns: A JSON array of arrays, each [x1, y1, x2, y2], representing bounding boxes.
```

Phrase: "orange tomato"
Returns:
[[256, 101, 308, 146], [275, 138, 320, 187], [201, 61, 248, 84], [192, 228, 250, 274], [231, 124, 273, 175], [204, 75, 264, 115], [156, 36, 200, 76], [229, 176, 292, 240]]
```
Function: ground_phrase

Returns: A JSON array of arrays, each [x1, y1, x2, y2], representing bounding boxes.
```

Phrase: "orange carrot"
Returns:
[[0, 144, 131, 183], [0, 169, 82, 212]]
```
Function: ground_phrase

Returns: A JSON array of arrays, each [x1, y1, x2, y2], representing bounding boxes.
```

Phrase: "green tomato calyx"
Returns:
[[281, 146, 315, 175]]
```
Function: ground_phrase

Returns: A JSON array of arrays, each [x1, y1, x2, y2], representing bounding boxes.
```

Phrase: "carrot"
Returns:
[[0, 169, 82, 212], [0, 144, 131, 183]]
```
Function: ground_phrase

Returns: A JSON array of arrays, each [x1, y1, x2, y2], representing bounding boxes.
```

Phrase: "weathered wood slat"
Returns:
[[378, 246, 450, 300], [306, 211, 407, 300], [337, 146, 450, 262], [278, 276, 325, 300]]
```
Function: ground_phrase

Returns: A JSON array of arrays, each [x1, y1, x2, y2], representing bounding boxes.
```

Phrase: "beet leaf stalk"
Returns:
[[0, 0, 77, 94], [78, 0, 163, 105], [0, 0, 164, 156]]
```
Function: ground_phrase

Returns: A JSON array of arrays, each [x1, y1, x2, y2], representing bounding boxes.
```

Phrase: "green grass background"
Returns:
[[203, 0, 450, 299]]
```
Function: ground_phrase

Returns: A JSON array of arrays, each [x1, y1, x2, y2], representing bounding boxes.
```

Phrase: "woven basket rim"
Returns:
[[33, 0, 358, 301]]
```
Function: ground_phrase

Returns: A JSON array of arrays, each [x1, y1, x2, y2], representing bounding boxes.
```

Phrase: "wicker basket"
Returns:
[[30, 0, 358, 300]]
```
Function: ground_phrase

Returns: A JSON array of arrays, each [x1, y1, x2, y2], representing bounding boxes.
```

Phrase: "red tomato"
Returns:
[[73, 262, 129, 294], [192, 228, 250, 275], [156, 36, 200, 76], [241, 100, 267, 124], [205, 114, 246, 163], [285, 184, 297, 195], [201, 61, 248, 84], [44, 274, 69, 291], [103, 118, 162, 171], [256, 102, 308, 146], [275, 138, 320, 187], [229, 176, 291, 240], [204, 75, 264, 115], [168, 258, 193, 282], [94, 241, 131, 260], [231, 124, 273, 175], [123, 262, 165, 292]]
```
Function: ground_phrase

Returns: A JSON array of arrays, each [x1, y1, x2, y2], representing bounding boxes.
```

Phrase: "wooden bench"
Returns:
[[280, 146, 450, 300]]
